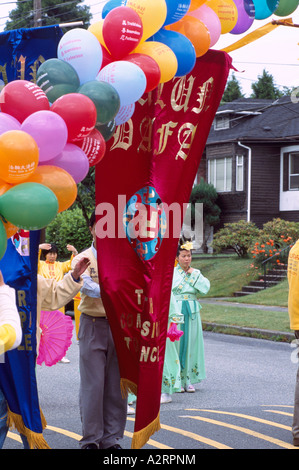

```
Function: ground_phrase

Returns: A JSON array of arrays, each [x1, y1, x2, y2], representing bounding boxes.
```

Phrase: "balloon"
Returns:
[[0, 219, 7, 260], [164, 0, 191, 25], [188, 4, 221, 46], [188, 0, 207, 10], [57, 28, 103, 85], [252, 0, 279, 19], [102, 0, 126, 17], [0, 112, 21, 135], [115, 103, 135, 125], [75, 128, 107, 166], [134, 41, 178, 82], [96, 120, 116, 142], [45, 143, 89, 183], [0, 130, 39, 184], [51, 93, 97, 142], [274, 0, 299, 17], [0, 182, 58, 230], [126, 0, 167, 42], [36, 58, 80, 103], [205, 0, 238, 33], [88, 20, 106, 47], [0, 80, 49, 123], [97, 61, 146, 106], [0, 180, 18, 238], [166, 16, 211, 58], [21, 110, 68, 162], [122, 53, 161, 92], [78, 80, 120, 125], [230, 0, 255, 34], [103, 7, 143, 59], [25, 166, 77, 213], [152, 29, 196, 77], [101, 45, 113, 69]]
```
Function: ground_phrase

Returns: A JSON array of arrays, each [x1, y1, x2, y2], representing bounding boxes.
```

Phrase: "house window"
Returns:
[[208, 157, 232, 192], [236, 155, 244, 191], [214, 116, 230, 130], [289, 153, 299, 190]]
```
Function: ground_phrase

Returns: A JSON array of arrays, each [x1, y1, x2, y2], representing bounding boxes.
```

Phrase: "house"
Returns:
[[199, 96, 299, 229]]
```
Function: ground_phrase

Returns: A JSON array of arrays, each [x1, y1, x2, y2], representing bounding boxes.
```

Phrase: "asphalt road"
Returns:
[[3, 327, 299, 452]]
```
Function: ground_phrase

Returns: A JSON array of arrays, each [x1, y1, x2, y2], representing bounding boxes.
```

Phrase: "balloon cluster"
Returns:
[[0, 0, 297, 260]]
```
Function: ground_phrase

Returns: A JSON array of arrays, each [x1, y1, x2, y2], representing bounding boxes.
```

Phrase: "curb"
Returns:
[[202, 321, 294, 343]]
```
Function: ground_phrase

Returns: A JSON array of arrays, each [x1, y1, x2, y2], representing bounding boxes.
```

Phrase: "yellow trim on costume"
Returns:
[[221, 21, 280, 53], [7, 407, 50, 449]]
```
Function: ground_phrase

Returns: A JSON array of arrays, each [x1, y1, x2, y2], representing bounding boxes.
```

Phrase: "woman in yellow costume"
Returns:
[[38, 242, 78, 363]]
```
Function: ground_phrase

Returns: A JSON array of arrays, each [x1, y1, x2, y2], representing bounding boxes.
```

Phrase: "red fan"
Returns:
[[37, 310, 73, 367]]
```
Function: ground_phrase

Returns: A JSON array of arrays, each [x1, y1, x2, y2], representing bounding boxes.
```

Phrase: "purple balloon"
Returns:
[[230, 0, 255, 35], [21, 110, 68, 162], [47, 143, 89, 183], [0, 112, 21, 134]]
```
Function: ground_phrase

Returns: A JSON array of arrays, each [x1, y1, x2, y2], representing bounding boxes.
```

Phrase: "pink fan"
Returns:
[[167, 322, 184, 342], [37, 310, 73, 366]]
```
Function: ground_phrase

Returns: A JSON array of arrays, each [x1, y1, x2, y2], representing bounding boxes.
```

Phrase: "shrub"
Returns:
[[45, 207, 92, 259], [212, 220, 260, 257]]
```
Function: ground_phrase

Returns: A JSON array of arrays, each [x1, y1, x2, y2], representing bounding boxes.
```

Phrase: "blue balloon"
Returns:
[[102, 0, 127, 18], [252, 0, 280, 19], [163, 0, 191, 26], [151, 29, 196, 77]]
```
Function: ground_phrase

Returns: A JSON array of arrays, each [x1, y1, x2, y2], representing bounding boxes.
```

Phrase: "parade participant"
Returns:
[[169, 241, 210, 394], [287, 240, 299, 446], [71, 211, 127, 449]]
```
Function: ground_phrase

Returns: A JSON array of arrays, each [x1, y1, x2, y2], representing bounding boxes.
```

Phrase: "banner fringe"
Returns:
[[7, 407, 50, 449], [221, 21, 280, 53], [120, 378, 138, 399], [131, 413, 161, 449]]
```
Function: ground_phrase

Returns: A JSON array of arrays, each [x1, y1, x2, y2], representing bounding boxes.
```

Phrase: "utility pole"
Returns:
[[33, 0, 42, 27]]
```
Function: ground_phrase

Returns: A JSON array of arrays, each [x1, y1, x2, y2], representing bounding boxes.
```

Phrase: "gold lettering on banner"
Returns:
[[176, 123, 196, 161], [30, 55, 45, 83], [154, 121, 178, 155], [16, 55, 26, 80], [138, 116, 153, 153], [192, 77, 214, 114], [171, 75, 195, 112], [0, 64, 8, 85], [110, 119, 133, 151]]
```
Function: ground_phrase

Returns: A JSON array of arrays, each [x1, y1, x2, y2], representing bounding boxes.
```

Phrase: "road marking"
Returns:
[[263, 410, 293, 417], [7, 431, 21, 443], [181, 414, 296, 449]]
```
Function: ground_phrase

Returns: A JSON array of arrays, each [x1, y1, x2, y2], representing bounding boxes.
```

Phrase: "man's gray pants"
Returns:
[[78, 313, 127, 449]]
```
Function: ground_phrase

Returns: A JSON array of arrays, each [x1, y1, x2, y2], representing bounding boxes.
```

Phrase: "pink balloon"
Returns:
[[0, 112, 21, 135], [189, 5, 221, 47], [21, 110, 68, 162], [46, 143, 89, 183]]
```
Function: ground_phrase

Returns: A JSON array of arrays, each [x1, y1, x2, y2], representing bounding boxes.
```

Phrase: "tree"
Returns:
[[221, 73, 244, 103], [250, 69, 283, 100], [5, 0, 92, 31], [189, 178, 221, 252]]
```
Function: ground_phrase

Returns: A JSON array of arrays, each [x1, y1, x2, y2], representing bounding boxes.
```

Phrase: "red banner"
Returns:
[[95, 50, 232, 449]]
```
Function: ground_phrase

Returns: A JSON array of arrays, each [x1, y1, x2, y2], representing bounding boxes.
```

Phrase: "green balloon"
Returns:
[[46, 83, 79, 103], [274, 0, 299, 16], [78, 80, 120, 125], [0, 219, 7, 261], [96, 119, 116, 142], [36, 58, 80, 101], [0, 183, 58, 231]]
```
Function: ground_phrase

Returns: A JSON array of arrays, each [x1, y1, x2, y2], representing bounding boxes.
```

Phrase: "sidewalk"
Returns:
[[200, 297, 293, 343]]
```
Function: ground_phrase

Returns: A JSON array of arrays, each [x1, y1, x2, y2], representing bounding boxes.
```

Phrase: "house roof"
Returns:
[[207, 96, 299, 144]]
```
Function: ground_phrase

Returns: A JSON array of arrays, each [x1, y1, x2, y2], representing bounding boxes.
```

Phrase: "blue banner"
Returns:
[[0, 25, 63, 84], [0, 231, 49, 448]]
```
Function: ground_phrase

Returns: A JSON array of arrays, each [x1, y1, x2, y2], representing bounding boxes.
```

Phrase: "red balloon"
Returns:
[[76, 128, 106, 166], [122, 53, 161, 92], [100, 44, 113, 69], [0, 80, 49, 123], [51, 93, 97, 143], [103, 6, 143, 60]]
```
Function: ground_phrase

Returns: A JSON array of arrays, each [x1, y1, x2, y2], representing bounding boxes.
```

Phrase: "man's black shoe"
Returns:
[[84, 443, 98, 449], [106, 444, 122, 449]]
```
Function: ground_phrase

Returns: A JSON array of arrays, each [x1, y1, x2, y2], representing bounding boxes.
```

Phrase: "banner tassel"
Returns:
[[120, 378, 138, 399], [131, 413, 161, 449], [7, 407, 50, 449]]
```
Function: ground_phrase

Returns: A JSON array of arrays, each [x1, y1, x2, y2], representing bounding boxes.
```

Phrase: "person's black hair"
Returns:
[[89, 211, 95, 228], [176, 237, 192, 257], [41, 243, 58, 259]]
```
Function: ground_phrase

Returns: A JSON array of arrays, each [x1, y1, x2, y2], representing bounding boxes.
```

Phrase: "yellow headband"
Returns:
[[180, 241, 193, 251]]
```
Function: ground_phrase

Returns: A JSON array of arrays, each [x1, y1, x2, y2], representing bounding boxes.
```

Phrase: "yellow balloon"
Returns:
[[205, 0, 238, 34], [126, 0, 167, 42], [88, 20, 107, 48], [134, 41, 178, 83]]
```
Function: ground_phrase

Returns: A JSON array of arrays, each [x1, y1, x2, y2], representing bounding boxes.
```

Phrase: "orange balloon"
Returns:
[[166, 16, 211, 58], [25, 165, 77, 213], [0, 179, 18, 237], [0, 130, 39, 184], [88, 20, 106, 48], [188, 0, 207, 11], [134, 41, 178, 83]]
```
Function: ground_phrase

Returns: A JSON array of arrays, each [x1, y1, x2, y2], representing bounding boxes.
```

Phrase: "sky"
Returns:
[[0, 0, 298, 97]]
